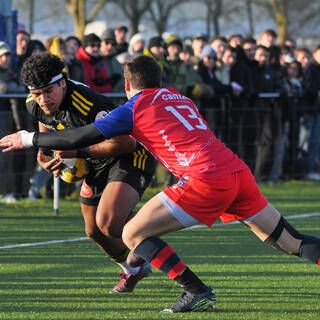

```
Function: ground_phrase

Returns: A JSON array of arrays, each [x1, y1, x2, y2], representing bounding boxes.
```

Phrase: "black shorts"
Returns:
[[79, 157, 155, 206]]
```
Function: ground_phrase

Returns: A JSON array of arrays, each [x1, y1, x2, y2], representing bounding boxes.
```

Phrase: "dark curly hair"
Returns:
[[21, 52, 65, 89]]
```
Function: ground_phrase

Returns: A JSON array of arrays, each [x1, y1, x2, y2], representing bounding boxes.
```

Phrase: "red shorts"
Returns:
[[163, 168, 268, 227]]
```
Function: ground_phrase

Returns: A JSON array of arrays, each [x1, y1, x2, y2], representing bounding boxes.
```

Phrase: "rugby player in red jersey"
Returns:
[[1, 55, 320, 313]]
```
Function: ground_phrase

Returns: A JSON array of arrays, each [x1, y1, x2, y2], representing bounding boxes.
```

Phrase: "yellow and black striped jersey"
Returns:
[[26, 79, 156, 174]]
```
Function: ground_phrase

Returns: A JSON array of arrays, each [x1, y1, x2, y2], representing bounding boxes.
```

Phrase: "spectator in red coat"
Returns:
[[76, 33, 112, 93]]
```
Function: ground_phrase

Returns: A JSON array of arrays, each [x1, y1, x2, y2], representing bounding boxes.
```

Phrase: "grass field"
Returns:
[[0, 180, 319, 320]]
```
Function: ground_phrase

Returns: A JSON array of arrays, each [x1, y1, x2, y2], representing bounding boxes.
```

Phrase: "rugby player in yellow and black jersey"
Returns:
[[22, 53, 156, 293]]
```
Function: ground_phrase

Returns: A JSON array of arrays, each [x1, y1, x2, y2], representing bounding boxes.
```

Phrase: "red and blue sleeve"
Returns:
[[93, 93, 141, 139]]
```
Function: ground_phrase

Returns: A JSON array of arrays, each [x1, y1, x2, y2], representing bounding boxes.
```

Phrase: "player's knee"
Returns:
[[122, 224, 136, 250], [96, 214, 122, 239]]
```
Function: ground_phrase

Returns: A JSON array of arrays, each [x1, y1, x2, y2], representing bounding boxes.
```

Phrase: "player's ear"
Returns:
[[60, 79, 67, 89], [125, 79, 130, 92]]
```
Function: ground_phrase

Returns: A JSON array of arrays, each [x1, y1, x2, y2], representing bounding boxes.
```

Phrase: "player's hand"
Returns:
[[0, 132, 25, 152], [37, 151, 64, 177], [52, 150, 77, 158]]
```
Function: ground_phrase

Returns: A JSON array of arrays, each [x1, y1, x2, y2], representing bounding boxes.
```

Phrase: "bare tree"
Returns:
[[204, 0, 223, 37], [245, 0, 254, 36], [147, 0, 187, 36], [250, 0, 288, 42], [270, 0, 287, 42], [112, 0, 152, 36], [64, 0, 108, 39]]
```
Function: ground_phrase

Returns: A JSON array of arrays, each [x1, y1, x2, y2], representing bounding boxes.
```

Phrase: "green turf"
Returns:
[[0, 181, 319, 319]]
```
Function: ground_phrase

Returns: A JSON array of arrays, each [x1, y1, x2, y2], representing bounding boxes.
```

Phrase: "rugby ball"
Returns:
[[59, 158, 89, 183]]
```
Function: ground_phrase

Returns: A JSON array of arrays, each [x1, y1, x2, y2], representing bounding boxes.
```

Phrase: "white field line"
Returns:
[[1, 213, 320, 250]]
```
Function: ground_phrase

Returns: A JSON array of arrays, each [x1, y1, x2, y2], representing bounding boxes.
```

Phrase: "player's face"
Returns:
[[30, 80, 66, 115]]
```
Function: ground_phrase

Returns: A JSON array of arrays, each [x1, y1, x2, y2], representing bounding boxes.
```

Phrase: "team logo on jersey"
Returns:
[[140, 175, 146, 188], [80, 180, 93, 198], [56, 123, 65, 130], [95, 110, 110, 120]]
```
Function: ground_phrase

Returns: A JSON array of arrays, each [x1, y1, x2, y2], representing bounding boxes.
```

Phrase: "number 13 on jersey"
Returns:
[[165, 105, 207, 131]]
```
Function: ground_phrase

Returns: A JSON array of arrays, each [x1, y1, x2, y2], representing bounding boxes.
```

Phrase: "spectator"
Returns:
[[240, 37, 261, 170], [65, 35, 82, 56], [191, 33, 207, 68], [257, 29, 278, 48], [301, 45, 320, 180], [25, 39, 46, 58], [76, 33, 112, 93], [283, 38, 297, 52], [0, 41, 27, 203], [279, 44, 295, 69], [228, 34, 243, 48], [128, 33, 145, 58], [63, 40, 85, 83], [198, 45, 239, 138], [253, 45, 283, 183], [274, 60, 304, 180], [15, 30, 30, 76], [114, 24, 129, 55], [295, 47, 312, 70], [100, 29, 124, 92], [210, 36, 228, 68], [179, 43, 193, 65], [144, 36, 170, 85]]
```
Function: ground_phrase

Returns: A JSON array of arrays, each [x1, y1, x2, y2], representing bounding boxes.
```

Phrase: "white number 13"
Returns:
[[165, 105, 207, 131]]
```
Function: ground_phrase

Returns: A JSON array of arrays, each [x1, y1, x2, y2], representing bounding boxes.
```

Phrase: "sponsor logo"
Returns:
[[80, 180, 93, 198], [95, 110, 109, 120], [177, 176, 189, 188], [151, 88, 189, 105]]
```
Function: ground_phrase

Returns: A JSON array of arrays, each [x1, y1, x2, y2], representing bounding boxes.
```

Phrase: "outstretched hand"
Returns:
[[0, 132, 25, 152]]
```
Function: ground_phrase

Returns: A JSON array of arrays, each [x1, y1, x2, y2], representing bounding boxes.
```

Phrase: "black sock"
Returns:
[[299, 235, 320, 265], [175, 267, 208, 294]]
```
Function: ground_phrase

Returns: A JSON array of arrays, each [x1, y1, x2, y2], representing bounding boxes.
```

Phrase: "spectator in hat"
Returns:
[[128, 33, 145, 58], [100, 29, 124, 92], [114, 24, 129, 55], [179, 43, 193, 65], [198, 45, 240, 139], [144, 36, 170, 85], [76, 33, 112, 93], [165, 35, 213, 101]]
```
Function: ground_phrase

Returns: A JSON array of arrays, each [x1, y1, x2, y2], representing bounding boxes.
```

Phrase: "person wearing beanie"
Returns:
[[76, 33, 112, 93], [100, 29, 124, 92], [200, 44, 217, 60], [143, 36, 170, 85], [128, 33, 145, 58], [197, 44, 242, 138]]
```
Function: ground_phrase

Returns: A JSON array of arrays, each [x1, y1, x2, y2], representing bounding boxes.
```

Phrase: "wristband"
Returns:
[[19, 130, 35, 148], [76, 146, 90, 158]]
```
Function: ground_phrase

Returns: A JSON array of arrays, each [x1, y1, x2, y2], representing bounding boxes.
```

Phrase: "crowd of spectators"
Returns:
[[1, 25, 320, 202]]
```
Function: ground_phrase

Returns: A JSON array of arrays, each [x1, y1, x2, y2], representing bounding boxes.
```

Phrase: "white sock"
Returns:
[[116, 261, 140, 275]]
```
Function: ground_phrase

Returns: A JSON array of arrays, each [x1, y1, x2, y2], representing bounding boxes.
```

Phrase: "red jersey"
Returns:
[[131, 87, 247, 180]]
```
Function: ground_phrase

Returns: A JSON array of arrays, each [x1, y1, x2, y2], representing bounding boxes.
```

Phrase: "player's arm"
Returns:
[[54, 135, 136, 159], [0, 103, 133, 152]]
